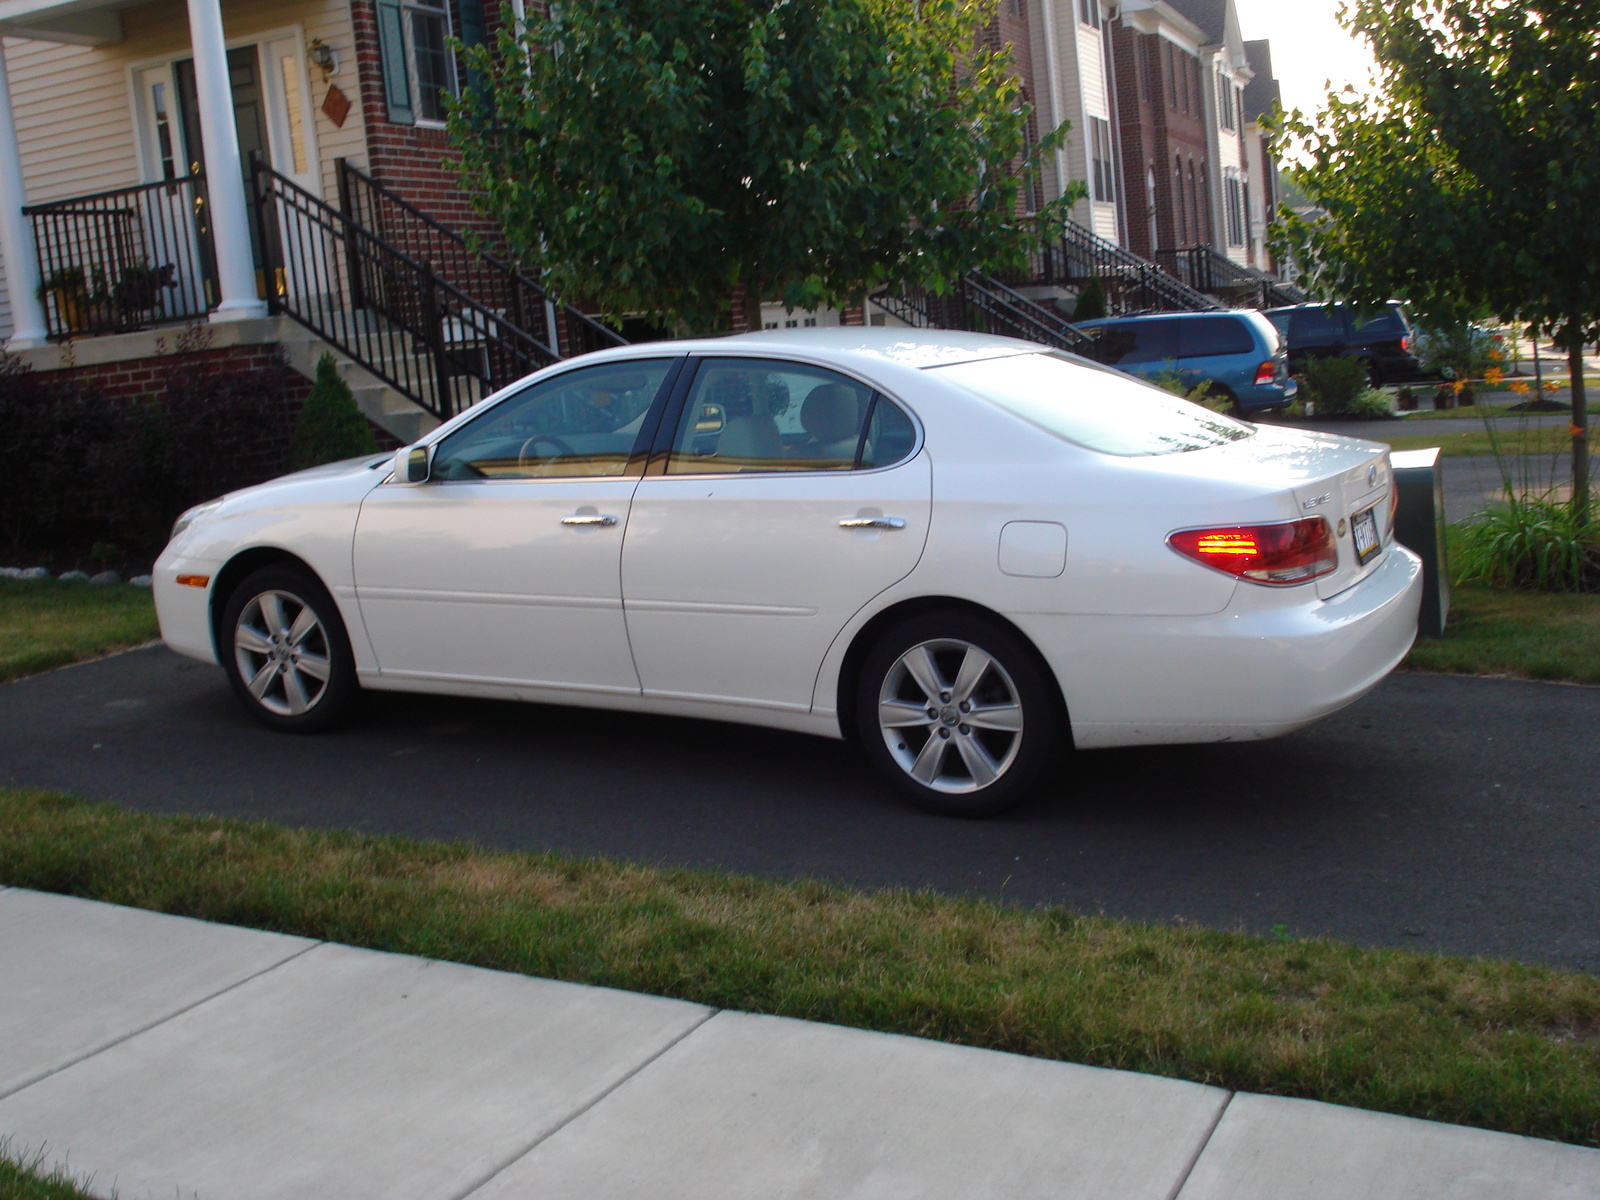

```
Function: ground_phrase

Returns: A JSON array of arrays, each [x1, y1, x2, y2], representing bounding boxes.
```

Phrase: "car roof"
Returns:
[[572, 327, 1045, 371], [1076, 311, 1253, 326]]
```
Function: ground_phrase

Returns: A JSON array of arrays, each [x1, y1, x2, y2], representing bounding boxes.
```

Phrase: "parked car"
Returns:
[[155, 330, 1421, 817], [1073, 310, 1296, 412], [1264, 301, 1426, 384]]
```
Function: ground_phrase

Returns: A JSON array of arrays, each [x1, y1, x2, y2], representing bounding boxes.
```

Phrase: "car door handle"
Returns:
[[561, 514, 618, 527], [839, 516, 906, 530]]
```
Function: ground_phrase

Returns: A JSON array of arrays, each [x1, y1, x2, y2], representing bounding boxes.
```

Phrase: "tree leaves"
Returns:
[[447, 0, 1077, 331]]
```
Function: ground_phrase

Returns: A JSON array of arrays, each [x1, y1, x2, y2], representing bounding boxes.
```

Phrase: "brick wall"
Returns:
[[1111, 25, 1212, 258]]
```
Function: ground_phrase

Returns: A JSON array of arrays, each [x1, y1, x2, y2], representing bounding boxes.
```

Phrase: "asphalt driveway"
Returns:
[[3, 646, 1597, 973]]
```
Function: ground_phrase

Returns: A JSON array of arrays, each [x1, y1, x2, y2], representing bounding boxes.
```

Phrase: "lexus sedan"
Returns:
[[155, 329, 1422, 816]]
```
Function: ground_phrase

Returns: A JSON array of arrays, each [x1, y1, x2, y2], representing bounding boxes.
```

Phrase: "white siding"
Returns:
[[1, 0, 365, 341]]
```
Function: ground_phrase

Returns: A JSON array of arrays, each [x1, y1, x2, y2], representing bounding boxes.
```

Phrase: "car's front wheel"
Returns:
[[855, 612, 1062, 817], [219, 564, 360, 732]]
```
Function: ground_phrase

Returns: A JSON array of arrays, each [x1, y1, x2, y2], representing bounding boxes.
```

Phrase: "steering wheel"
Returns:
[[517, 434, 575, 472]]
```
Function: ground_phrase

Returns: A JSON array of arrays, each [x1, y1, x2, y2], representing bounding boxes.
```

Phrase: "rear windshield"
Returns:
[[931, 352, 1255, 457]]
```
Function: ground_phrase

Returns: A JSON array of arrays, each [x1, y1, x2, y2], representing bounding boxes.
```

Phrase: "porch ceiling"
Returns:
[[0, 0, 151, 46]]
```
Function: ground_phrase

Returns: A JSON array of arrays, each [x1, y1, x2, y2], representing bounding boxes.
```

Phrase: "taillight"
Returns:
[[1168, 518, 1337, 586], [1254, 361, 1276, 386], [1400, 336, 1411, 352]]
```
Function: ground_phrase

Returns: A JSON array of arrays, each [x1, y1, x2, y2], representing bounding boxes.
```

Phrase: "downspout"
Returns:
[[1103, 5, 1127, 246]]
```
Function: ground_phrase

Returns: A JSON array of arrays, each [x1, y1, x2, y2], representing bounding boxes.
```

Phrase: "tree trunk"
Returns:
[[1569, 319, 1590, 524]]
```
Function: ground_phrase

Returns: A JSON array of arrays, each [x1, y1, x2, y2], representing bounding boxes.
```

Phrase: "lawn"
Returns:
[[1405, 582, 1600, 684], [0, 1149, 97, 1200], [0, 579, 160, 684], [1400, 395, 1599, 421], [1378, 424, 1592, 458], [2, 787, 1599, 1149]]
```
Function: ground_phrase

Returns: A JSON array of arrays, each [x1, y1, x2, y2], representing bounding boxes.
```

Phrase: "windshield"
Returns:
[[931, 352, 1255, 456]]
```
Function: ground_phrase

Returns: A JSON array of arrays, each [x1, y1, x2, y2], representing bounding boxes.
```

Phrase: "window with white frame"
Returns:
[[1079, 0, 1101, 29], [1224, 169, 1245, 245], [1090, 118, 1116, 203], [1217, 70, 1236, 130]]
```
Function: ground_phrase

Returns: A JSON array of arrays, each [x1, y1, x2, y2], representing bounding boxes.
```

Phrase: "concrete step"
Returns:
[[276, 330, 438, 444]]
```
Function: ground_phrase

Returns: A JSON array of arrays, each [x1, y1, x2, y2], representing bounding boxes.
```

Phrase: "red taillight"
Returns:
[[1254, 360, 1276, 386], [1168, 518, 1337, 586], [1401, 336, 1411, 352]]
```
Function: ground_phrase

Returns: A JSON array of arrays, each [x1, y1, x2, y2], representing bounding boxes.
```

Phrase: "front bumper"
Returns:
[[153, 546, 222, 665], [1015, 545, 1423, 750]]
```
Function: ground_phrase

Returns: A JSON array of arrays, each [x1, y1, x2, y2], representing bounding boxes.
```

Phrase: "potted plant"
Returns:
[[113, 261, 177, 317], [35, 266, 91, 333]]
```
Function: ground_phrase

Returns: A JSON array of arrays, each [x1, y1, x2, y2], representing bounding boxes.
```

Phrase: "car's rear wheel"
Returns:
[[855, 612, 1062, 817], [220, 564, 360, 732]]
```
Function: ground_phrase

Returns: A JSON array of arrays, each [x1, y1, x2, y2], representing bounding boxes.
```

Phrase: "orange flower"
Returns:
[[1484, 367, 1503, 386], [1573, 426, 1587, 439], [1544, 379, 1563, 392], [1452, 379, 1466, 393], [1510, 381, 1530, 394], [1487, 348, 1503, 362]]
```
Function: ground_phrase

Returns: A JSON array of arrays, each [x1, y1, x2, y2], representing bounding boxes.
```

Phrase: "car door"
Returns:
[[1175, 314, 1258, 394], [352, 358, 680, 694], [621, 356, 930, 713]]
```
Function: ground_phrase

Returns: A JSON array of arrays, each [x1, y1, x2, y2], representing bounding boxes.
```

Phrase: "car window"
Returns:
[[1350, 309, 1403, 338], [1084, 319, 1179, 366], [665, 359, 885, 474], [858, 396, 918, 469], [1288, 307, 1344, 341], [933, 352, 1254, 457], [1178, 316, 1255, 358], [430, 359, 673, 480]]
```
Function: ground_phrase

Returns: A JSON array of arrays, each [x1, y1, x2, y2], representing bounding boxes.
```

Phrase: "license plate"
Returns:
[[1351, 504, 1380, 565]]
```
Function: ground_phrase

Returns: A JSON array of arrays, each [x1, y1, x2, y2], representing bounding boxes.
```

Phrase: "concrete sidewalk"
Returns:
[[3, 888, 1597, 1200]]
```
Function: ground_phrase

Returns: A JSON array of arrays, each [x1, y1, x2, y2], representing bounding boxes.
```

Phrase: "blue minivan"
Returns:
[[1074, 310, 1296, 412]]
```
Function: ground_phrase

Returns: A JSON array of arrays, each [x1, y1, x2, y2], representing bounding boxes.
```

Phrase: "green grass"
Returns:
[[1377, 425, 1592, 458], [1405, 582, 1600, 683], [0, 580, 159, 684], [1399, 396, 1599, 421], [0, 1144, 100, 1200], [3, 788, 1598, 1148]]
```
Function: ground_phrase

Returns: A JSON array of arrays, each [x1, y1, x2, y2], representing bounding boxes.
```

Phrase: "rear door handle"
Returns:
[[561, 514, 618, 527], [839, 516, 905, 530]]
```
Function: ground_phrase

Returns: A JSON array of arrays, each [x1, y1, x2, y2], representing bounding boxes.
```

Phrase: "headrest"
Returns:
[[801, 384, 861, 442], [705, 374, 754, 416]]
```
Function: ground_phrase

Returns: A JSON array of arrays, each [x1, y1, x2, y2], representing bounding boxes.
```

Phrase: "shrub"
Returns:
[[1072, 277, 1107, 322], [1455, 497, 1600, 593], [1148, 369, 1230, 411], [286, 354, 377, 472], [1346, 387, 1397, 419], [1297, 355, 1371, 416]]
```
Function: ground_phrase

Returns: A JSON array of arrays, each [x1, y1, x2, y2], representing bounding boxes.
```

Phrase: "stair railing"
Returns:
[[1017, 219, 1225, 314], [1151, 246, 1305, 308], [251, 157, 563, 422]]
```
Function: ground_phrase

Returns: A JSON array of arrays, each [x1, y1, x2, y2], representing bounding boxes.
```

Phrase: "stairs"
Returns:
[[276, 324, 439, 444]]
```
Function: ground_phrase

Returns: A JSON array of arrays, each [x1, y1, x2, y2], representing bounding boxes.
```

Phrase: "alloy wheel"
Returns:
[[876, 638, 1025, 795], [233, 590, 333, 717]]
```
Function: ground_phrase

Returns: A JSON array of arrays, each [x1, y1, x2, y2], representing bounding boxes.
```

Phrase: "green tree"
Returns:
[[448, 0, 1079, 332], [286, 354, 377, 472], [1272, 0, 1597, 518]]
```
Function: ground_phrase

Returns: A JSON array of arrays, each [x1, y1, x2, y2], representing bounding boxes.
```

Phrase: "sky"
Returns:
[[1232, 0, 1381, 119]]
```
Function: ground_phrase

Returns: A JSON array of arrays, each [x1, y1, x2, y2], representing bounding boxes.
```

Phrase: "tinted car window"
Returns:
[[1289, 307, 1345, 341], [666, 359, 881, 474], [1086, 319, 1179, 365], [1178, 316, 1255, 357], [934, 352, 1254, 457], [1350, 309, 1404, 337], [858, 397, 918, 469], [431, 359, 672, 480]]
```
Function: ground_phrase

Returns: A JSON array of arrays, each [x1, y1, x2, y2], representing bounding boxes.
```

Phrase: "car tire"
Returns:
[[854, 611, 1063, 817], [219, 564, 361, 733]]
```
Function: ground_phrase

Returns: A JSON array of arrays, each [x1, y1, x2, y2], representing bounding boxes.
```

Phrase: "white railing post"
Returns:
[[183, 0, 267, 321], [0, 41, 50, 349]]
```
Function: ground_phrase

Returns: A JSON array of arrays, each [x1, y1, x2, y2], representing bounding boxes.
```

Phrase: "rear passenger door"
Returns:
[[620, 357, 930, 713]]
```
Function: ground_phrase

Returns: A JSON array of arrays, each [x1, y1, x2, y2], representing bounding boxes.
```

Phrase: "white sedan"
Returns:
[[155, 329, 1422, 816]]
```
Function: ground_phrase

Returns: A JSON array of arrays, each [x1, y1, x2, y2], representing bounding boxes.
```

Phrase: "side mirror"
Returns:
[[392, 444, 432, 484]]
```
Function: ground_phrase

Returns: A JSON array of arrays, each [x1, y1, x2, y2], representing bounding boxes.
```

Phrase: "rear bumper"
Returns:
[[1015, 545, 1423, 750]]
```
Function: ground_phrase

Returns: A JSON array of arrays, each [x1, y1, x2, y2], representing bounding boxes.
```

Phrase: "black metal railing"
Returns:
[[25, 175, 214, 339], [874, 272, 1093, 354], [336, 159, 626, 360], [1152, 246, 1305, 308], [1008, 219, 1224, 315], [252, 159, 566, 421]]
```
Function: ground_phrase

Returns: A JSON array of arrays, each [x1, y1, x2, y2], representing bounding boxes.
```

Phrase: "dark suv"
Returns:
[[1264, 301, 1425, 384]]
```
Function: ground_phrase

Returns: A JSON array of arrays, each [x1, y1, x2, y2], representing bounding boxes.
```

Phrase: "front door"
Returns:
[[353, 359, 679, 694], [621, 357, 931, 713]]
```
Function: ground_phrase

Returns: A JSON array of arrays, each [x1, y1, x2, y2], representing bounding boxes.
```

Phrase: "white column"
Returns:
[[0, 40, 49, 350], [184, 0, 266, 321]]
